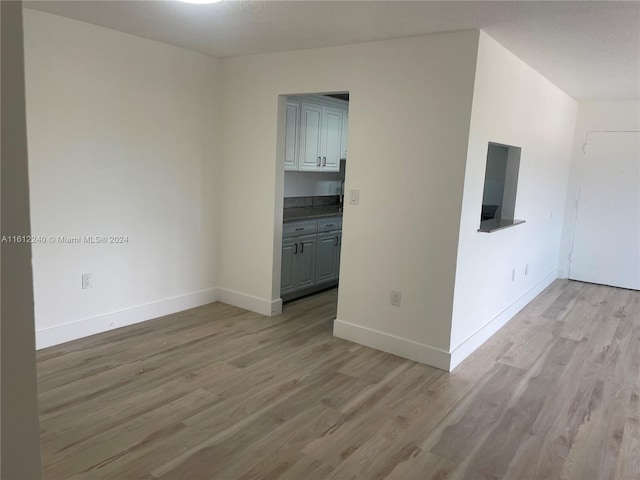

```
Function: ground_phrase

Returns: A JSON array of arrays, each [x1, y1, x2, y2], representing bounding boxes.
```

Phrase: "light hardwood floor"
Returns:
[[37, 280, 639, 479]]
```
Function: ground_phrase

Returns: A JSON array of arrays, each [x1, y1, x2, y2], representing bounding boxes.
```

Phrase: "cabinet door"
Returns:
[[336, 231, 342, 277], [316, 232, 339, 283], [284, 100, 300, 171], [280, 238, 297, 296], [297, 234, 317, 289], [321, 106, 342, 171], [340, 109, 348, 159], [299, 104, 322, 171]]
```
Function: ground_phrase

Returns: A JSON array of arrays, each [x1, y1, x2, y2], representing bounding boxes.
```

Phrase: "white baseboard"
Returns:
[[215, 287, 282, 317], [36, 285, 282, 350], [334, 270, 558, 372], [448, 269, 558, 370], [333, 319, 451, 371], [36, 288, 218, 350], [36, 286, 284, 350]]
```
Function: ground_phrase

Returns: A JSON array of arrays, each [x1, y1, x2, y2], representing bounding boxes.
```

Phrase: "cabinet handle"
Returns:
[[301, 242, 304, 253], [295, 228, 304, 231], [294, 243, 298, 254], [335, 236, 338, 246], [317, 156, 321, 166], [322, 157, 327, 166], [325, 224, 334, 227]]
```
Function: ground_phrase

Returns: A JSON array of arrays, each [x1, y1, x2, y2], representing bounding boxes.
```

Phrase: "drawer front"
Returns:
[[317, 216, 342, 233], [283, 219, 318, 238]]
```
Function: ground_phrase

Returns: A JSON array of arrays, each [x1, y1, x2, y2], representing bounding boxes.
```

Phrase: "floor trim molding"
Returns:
[[36, 288, 218, 350], [333, 319, 451, 371], [216, 287, 282, 317], [448, 269, 558, 370], [36, 286, 281, 350]]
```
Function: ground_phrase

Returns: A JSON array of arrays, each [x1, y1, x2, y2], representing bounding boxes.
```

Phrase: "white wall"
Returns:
[[20, 14, 586, 371], [23, 10, 222, 348], [558, 100, 640, 277], [0, 2, 43, 478], [219, 31, 480, 369], [284, 170, 344, 198], [450, 31, 577, 368]]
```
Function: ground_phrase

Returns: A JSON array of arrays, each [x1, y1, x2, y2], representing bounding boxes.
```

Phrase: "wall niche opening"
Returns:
[[479, 142, 525, 233]]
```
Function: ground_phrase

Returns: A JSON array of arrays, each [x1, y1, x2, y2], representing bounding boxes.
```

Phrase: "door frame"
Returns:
[[273, 91, 351, 307], [567, 130, 640, 289]]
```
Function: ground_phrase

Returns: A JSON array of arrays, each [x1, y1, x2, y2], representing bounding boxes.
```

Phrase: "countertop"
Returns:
[[283, 205, 343, 223], [478, 218, 525, 233]]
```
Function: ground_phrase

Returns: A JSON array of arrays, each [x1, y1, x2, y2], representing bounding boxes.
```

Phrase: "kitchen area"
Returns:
[[280, 93, 349, 302]]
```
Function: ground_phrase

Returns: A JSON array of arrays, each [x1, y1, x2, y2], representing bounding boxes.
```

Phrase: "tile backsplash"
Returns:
[[283, 196, 340, 209]]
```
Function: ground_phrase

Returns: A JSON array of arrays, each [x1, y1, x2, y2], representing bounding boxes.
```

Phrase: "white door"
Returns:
[[569, 131, 640, 290]]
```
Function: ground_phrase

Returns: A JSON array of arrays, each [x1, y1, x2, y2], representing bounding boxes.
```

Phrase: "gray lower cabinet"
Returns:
[[280, 237, 297, 296], [280, 234, 317, 297], [336, 230, 342, 275], [297, 234, 317, 289], [316, 231, 340, 283], [281, 216, 342, 301]]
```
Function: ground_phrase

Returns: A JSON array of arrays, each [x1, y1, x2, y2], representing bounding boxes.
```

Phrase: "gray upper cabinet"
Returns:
[[299, 103, 324, 171], [340, 109, 348, 159], [319, 106, 342, 171], [285, 95, 348, 173], [284, 99, 301, 171]]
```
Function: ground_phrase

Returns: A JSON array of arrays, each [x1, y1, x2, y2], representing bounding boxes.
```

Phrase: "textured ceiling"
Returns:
[[24, 1, 640, 100]]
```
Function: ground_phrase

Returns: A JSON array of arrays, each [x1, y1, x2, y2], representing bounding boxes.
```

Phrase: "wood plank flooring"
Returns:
[[37, 280, 640, 479]]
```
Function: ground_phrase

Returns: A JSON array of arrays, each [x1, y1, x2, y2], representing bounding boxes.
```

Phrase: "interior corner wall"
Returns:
[[450, 31, 578, 369], [22, 9, 223, 348], [219, 31, 480, 370], [558, 100, 640, 278], [1, 2, 43, 478]]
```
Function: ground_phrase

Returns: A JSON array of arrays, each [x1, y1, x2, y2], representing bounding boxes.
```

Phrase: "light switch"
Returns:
[[350, 189, 359, 205]]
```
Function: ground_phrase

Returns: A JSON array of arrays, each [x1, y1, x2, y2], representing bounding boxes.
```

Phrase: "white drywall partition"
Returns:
[[23, 10, 223, 347], [219, 31, 480, 369], [450, 32, 577, 369], [1, 2, 43, 477]]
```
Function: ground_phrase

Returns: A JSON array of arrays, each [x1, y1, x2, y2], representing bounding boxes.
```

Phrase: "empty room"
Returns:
[[2, 1, 639, 479]]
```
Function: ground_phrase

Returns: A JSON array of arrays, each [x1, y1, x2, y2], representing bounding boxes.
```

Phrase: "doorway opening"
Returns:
[[568, 131, 639, 290], [276, 92, 350, 317]]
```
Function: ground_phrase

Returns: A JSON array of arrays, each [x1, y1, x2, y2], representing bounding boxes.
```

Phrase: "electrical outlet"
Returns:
[[525, 263, 529, 276], [390, 290, 402, 307], [82, 273, 92, 290], [511, 269, 516, 282]]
